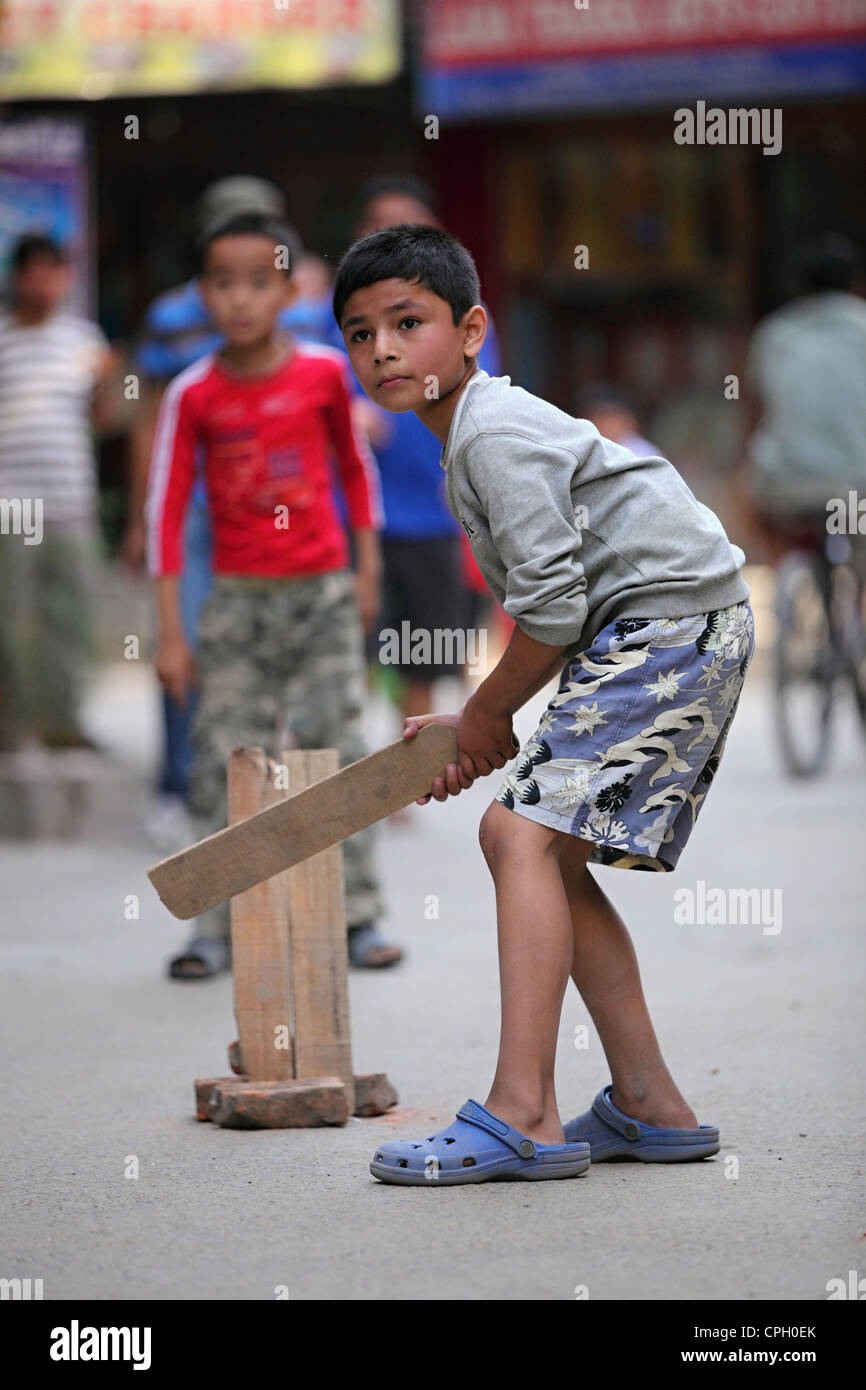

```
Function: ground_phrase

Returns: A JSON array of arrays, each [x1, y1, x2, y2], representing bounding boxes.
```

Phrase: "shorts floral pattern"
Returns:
[[495, 600, 756, 871]]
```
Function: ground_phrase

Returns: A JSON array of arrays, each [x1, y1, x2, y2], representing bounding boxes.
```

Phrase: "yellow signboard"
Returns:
[[0, 0, 401, 99]]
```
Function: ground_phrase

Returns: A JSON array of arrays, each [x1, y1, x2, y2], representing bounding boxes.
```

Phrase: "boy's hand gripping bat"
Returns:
[[147, 722, 460, 920]]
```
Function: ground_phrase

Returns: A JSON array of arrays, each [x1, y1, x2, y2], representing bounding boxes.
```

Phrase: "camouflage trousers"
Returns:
[[0, 520, 102, 749], [188, 567, 386, 941]]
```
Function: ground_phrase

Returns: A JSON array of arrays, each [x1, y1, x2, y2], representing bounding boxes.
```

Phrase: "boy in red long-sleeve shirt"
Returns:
[[146, 211, 399, 976]]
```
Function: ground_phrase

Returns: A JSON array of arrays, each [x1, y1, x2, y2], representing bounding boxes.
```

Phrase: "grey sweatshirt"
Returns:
[[440, 370, 750, 657]]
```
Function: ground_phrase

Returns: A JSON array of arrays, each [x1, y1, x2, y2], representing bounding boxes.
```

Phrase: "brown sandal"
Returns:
[[347, 923, 403, 969], [168, 936, 231, 980]]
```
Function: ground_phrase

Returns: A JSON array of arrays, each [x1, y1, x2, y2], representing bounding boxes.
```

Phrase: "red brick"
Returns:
[[353, 1073, 399, 1117], [195, 1076, 349, 1128]]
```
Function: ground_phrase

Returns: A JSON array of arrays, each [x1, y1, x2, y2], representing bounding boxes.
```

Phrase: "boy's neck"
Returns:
[[416, 359, 481, 445], [217, 330, 295, 378]]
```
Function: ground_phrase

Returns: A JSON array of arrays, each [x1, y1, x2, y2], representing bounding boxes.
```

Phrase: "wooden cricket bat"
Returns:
[[147, 722, 460, 920]]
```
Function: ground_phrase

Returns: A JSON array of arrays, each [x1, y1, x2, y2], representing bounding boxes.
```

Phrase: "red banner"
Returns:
[[425, 0, 866, 67]]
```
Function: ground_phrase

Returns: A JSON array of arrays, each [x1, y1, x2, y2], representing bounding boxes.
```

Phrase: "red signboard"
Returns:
[[424, 0, 866, 67]]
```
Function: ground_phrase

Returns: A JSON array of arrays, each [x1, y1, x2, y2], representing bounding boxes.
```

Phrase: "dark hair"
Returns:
[[581, 383, 636, 416], [332, 223, 481, 329], [11, 233, 66, 275], [354, 173, 438, 228], [197, 211, 302, 276], [795, 234, 858, 293]]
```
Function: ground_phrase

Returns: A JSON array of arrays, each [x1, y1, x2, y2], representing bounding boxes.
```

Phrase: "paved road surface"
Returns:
[[1, 654, 864, 1300]]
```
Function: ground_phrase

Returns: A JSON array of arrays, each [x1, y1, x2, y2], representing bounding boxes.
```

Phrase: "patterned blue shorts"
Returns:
[[495, 599, 756, 872]]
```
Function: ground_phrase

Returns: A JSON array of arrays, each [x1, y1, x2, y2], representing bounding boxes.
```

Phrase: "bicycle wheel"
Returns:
[[845, 566, 866, 737], [773, 550, 835, 776]]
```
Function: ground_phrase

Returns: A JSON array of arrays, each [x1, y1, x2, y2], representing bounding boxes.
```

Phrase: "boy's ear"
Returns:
[[463, 302, 488, 361]]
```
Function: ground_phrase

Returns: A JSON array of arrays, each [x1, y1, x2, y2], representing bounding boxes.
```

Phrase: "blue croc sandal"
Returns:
[[370, 1098, 591, 1186], [563, 1084, 719, 1162]]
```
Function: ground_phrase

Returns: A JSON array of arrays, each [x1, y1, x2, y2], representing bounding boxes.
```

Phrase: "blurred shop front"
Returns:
[[417, 0, 866, 525], [0, 0, 412, 332], [2, 0, 865, 543], [0, 0, 414, 541]]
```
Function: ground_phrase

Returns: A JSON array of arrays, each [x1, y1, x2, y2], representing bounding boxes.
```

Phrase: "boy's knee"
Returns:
[[478, 803, 504, 866], [478, 799, 531, 869], [480, 800, 584, 874]]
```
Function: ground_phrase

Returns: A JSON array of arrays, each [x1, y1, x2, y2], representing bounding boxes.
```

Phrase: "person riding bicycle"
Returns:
[[735, 234, 866, 568], [736, 235, 866, 774]]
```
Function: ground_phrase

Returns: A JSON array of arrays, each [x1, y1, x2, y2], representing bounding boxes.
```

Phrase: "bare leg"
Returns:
[[401, 676, 433, 722], [558, 837, 697, 1128], [478, 802, 575, 1145]]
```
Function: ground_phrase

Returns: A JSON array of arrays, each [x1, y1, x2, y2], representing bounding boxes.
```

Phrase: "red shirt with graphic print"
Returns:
[[146, 340, 383, 577]]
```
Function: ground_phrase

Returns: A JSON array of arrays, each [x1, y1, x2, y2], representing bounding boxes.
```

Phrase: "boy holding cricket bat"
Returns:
[[333, 224, 754, 1185]]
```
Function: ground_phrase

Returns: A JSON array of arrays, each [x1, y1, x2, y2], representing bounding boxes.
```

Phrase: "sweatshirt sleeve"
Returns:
[[145, 373, 199, 576], [465, 433, 588, 647], [324, 356, 385, 530]]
